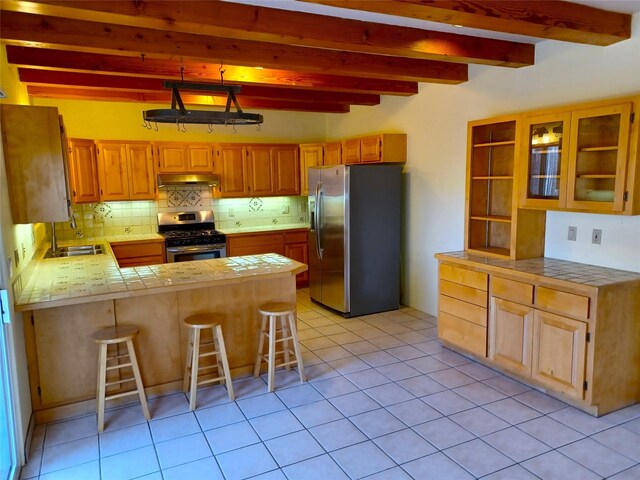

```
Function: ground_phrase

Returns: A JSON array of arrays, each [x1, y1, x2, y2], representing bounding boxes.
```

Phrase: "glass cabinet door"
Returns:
[[567, 103, 631, 213], [521, 113, 570, 209]]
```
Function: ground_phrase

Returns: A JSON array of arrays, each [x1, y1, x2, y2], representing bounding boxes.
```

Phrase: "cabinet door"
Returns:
[[285, 233, 308, 287], [489, 297, 534, 377], [96, 143, 129, 201], [68, 139, 100, 203], [323, 141, 342, 166], [247, 146, 273, 196], [156, 143, 187, 173], [299, 144, 323, 195], [360, 135, 382, 162], [217, 144, 249, 197], [272, 146, 300, 196], [127, 143, 156, 200], [566, 103, 631, 213], [520, 112, 571, 209], [532, 310, 587, 400], [343, 138, 361, 164], [187, 144, 214, 172]]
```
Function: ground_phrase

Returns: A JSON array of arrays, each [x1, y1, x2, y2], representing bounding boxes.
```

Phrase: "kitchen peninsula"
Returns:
[[15, 245, 307, 424]]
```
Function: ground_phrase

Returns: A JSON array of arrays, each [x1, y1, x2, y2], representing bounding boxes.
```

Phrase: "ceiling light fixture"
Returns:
[[142, 65, 263, 129]]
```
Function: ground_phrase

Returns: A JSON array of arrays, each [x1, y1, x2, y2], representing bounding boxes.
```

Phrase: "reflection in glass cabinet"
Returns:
[[527, 120, 563, 200]]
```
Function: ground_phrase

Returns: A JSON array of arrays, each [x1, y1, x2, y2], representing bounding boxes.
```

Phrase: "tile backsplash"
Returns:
[[54, 186, 309, 240]]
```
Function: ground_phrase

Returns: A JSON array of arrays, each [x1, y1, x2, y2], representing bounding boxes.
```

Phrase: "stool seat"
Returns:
[[183, 314, 234, 410], [254, 301, 305, 392], [92, 324, 150, 432], [258, 302, 296, 316], [184, 313, 224, 329], [92, 325, 139, 344]]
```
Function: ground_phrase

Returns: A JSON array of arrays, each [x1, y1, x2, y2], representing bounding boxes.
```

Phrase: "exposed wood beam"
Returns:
[[6, 0, 534, 67], [300, 0, 631, 46], [25, 85, 351, 113], [7, 46, 419, 96], [17, 68, 380, 105], [0, 10, 468, 83]]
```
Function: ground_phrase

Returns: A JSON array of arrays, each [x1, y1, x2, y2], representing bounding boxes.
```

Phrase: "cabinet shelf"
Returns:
[[576, 174, 616, 179], [578, 146, 619, 152], [531, 175, 560, 179], [472, 176, 513, 180], [468, 246, 511, 257], [531, 148, 562, 154], [470, 215, 512, 223], [473, 140, 516, 148]]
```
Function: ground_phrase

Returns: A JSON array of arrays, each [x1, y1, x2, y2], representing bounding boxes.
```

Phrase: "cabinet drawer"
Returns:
[[439, 280, 487, 308], [228, 233, 284, 248], [536, 287, 590, 319], [438, 311, 486, 357], [439, 264, 488, 290], [439, 294, 487, 327], [491, 277, 533, 305], [110, 242, 164, 259], [285, 231, 307, 244]]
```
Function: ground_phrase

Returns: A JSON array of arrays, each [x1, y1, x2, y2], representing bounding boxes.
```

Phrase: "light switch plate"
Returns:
[[568, 226, 577, 241]]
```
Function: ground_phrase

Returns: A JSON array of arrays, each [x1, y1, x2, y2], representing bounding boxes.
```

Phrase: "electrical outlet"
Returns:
[[229, 208, 235, 218], [21, 244, 26, 260], [281, 205, 290, 215], [6, 256, 13, 278], [592, 228, 602, 245], [568, 226, 577, 241]]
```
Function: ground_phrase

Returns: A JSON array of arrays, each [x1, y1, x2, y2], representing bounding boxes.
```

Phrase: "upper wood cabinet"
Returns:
[[323, 141, 343, 166], [68, 138, 100, 204], [465, 116, 546, 259], [155, 142, 214, 173], [519, 96, 639, 215], [1, 105, 71, 223], [299, 144, 323, 195], [215, 143, 299, 198], [342, 134, 407, 164], [272, 145, 300, 196], [96, 141, 155, 201]]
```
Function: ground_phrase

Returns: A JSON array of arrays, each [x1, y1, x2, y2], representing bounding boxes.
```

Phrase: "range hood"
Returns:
[[157, 174, 220, 187]]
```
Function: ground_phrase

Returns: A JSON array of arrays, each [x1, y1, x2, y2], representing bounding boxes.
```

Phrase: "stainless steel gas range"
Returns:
[[157, 211, 226, 262]]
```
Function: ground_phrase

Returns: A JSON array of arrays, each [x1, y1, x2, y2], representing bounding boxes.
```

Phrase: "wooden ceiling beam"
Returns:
[[17, 68, 381, 105], [25, 85, 351, 113], [0, 10, 468, 84], [6, 0, 534, 67], [300, 0, 632, 46], [6, 46, 419, 96]]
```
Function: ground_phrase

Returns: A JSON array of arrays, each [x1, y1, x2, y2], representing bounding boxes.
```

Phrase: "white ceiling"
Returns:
[[228, 0, 640, 44]]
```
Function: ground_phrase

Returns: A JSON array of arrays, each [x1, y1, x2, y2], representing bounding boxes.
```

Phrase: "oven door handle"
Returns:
[[166, 244, 226, 254]]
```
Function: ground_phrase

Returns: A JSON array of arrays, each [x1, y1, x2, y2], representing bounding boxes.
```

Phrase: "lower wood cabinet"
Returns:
[[227, 229, 308, 287], [436, 254, 640, 416], [110, 239, 166, 267]]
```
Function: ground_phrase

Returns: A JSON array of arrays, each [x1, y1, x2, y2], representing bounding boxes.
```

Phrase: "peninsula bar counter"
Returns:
[[15, 253, 307, 424]]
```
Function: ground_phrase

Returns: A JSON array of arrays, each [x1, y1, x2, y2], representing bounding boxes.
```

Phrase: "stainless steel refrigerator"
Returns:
[[308, 164, 402, 317]]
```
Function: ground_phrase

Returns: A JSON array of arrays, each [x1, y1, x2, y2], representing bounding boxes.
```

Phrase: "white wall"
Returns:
[[327, 14, 640, 315]]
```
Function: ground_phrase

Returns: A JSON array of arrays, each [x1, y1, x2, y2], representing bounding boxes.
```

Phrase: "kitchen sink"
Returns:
[[45, 244, 105, 258]]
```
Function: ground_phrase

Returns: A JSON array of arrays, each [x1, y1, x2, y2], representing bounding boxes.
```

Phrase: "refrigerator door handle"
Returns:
[[315, 180, 323, 260]]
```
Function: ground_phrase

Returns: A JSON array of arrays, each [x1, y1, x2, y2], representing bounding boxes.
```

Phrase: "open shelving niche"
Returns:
[[466, 117, 546, 259]]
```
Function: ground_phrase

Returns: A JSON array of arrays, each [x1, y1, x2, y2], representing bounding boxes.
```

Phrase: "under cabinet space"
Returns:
[[467, 218, 512, 257]]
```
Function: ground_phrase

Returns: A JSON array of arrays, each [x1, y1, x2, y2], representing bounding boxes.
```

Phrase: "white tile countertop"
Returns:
[[16, 252, 306, 312]]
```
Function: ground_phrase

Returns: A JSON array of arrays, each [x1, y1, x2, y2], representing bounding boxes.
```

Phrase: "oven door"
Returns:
[[166, 243, 227, 263]]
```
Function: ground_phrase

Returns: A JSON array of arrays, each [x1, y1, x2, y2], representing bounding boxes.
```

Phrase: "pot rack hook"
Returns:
[[207, 123, 214, 133], [219, 61, 225, 86]]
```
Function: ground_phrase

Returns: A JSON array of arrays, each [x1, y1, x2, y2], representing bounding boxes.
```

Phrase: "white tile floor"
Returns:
[[20, 289, 640, 480]]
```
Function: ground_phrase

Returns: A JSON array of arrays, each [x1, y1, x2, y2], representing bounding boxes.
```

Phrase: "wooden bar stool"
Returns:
[[92, 325, 150, 433], [183, 313, 234, 410], [253, 301, 306, 392]]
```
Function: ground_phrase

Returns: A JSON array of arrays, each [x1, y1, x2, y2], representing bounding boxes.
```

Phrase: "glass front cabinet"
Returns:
[[520, 100, 635, 214]]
